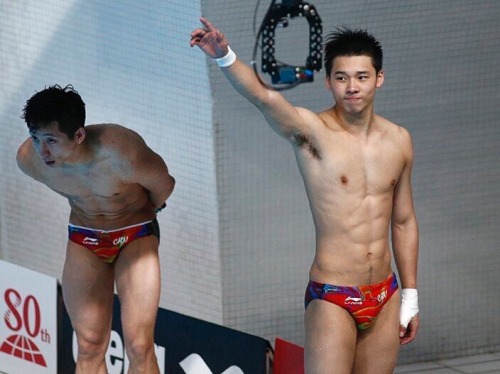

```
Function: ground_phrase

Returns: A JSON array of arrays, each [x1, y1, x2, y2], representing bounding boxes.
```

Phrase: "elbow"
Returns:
[[254, 89, 280, 110], [392, 214, 418, 231], [158, 175, 175, 205], [166, 175, 176, 197]]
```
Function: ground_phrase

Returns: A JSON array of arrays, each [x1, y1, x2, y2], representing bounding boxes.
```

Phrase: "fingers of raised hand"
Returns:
[[200, 16, 215, 31], [199, 17, 224, 42]]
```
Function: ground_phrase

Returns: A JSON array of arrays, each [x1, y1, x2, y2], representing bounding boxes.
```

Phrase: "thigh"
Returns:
[[114, 235, 161, 338], [353, 289, 401, 374], [304, 300, 357, 374], [62, 240, 115, 340]]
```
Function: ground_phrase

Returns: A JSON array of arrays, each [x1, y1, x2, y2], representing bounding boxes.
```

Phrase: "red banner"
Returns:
[[273, 337, 304, 374]]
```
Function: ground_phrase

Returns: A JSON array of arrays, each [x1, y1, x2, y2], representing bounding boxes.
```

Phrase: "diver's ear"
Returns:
[[74, 127, 86, 144], [376, 70, 384, 88], [325, 75, 332, 91]]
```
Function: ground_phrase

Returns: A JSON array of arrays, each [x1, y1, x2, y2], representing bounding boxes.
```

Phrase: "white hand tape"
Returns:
[[400, 288, 419, 328]]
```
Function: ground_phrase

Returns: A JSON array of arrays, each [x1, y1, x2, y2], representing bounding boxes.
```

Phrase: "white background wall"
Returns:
[[1, 0, 499, 365], [0, 1, 224, 323]]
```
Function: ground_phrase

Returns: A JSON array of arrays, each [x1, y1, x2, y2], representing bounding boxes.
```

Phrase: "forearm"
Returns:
[[220, 56, 273, 108], [392, 219, 419, 288], [191, 17, 296, 134], [219, 52, 302, 138], [191, 17, 302, 138], [190, 17, 276, 108]]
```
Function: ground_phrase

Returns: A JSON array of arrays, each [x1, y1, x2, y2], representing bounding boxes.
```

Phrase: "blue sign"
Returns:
[[59, 294, 269, 373]]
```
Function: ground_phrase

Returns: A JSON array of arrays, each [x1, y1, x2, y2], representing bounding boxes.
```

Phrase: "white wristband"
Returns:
[[400, 288, 419, 328], [214, 46, 236, 68]]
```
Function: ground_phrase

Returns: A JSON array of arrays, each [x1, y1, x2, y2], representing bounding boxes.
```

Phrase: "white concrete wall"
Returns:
[[1, 0, 499, 364]]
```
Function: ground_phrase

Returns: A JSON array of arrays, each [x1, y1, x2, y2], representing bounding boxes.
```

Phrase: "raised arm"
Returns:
[[190, 17, 315, 140]]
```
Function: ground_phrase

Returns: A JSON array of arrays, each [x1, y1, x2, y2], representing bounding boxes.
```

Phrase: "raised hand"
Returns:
[[190, 17, 229, 59]]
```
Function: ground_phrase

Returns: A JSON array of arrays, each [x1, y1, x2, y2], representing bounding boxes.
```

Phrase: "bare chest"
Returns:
[[41, 162, 130, 203], [297, 137, 404, 194]]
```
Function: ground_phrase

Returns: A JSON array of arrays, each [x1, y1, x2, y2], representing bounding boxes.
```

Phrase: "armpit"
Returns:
[[293, 132, 321, 159]]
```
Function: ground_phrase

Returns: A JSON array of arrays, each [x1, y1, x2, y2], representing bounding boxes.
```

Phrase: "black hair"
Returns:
[[22, 84, 86, 139], [324, 27, 383, 77]]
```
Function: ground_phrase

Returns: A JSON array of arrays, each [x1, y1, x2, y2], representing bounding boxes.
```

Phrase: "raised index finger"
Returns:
[[199, 16, 216, 32]]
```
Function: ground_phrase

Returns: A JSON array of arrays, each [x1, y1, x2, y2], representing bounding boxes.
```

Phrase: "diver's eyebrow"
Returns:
[[30, 130, 56, 136], [334, 70, 370, 75]]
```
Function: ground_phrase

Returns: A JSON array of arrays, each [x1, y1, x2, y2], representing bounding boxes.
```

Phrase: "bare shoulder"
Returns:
[[376, 116, 414, 164], [88, 124, 148, 157], [16, 138, 32, 167], [88, 124, 160, 174], [293, 107, 340, 137], [89, 123, 145, 145], [377, 116, 412, 144], [287, 107, 332, 148], [16, 138, 42, 180]]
